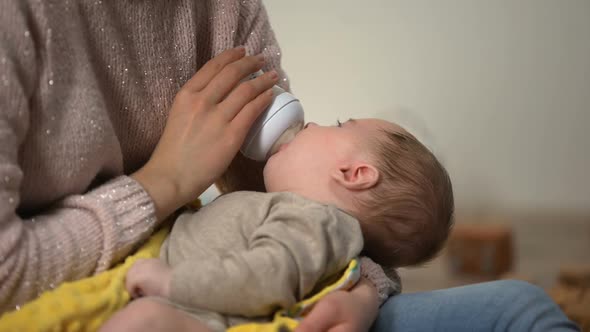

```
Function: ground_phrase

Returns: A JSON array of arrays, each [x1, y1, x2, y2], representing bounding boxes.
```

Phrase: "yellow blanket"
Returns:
[[227, 259, 360, 332], [0, 226, 359, 332], [0, 227, 169, 332]]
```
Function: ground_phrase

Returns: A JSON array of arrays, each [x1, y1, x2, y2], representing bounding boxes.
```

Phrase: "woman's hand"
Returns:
[[296, 278, 380, 332], [132, 47, 278, 220]]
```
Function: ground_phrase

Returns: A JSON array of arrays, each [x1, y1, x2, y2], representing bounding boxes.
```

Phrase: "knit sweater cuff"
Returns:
[[86, 176, 157, 269], [360, 257, 402, 306]]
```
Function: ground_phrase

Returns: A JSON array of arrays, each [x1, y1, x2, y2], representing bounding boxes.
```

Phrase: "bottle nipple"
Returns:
[[268, 121, 304, 157]]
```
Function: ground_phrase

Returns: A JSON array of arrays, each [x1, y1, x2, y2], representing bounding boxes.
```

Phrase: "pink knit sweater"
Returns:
[[0, 0, 291, 312], [0, 0, 397, 314]]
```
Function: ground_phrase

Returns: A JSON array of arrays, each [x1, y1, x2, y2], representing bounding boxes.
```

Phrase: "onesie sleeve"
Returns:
[[360, 257, 402, 305]]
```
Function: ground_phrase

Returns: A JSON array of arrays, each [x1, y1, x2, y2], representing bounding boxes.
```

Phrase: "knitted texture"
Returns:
[[0, 227, 169, 332], [0, 0, 288, 313], [361, 257, 402, 305]]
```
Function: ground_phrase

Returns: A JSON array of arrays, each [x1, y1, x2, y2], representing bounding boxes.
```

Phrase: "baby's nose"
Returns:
[[304, 122, 317, 129]]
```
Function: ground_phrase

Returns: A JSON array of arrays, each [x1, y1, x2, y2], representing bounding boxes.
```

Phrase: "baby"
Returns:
[[101, 118, 454, 331]]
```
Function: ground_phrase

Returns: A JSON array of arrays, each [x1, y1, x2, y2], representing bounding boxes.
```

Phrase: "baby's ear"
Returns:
[[332, 162, 380, 190]]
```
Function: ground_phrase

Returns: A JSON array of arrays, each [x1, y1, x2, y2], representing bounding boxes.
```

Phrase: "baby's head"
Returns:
[[264, 118, 454, 268]]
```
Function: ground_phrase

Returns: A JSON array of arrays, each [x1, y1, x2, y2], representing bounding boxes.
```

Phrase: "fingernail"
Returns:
[[266, 88, 274, 96], [235, 46, 246, 54], [256, 54, 265, 62], [269, 70, 278, 80]]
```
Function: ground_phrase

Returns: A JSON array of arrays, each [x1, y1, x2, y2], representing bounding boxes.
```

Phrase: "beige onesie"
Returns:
[[159, 191, 365, 330]]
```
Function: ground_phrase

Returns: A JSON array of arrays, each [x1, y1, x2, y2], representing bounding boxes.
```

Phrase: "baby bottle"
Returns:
[[240, 71, 304, 161]]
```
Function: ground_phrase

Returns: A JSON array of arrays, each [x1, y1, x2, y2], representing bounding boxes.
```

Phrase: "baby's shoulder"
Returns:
[[208, 190, 270, 207], [178, 191, 272, 223]]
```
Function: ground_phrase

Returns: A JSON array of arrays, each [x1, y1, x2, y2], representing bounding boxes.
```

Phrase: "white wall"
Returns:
[[265, 0, 590, 214]]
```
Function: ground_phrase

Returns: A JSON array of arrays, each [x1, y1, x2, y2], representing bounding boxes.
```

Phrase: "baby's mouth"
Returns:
[[268, 141, 288, 157], [278, 143, 289, 152], [267, 121, 302, 157]]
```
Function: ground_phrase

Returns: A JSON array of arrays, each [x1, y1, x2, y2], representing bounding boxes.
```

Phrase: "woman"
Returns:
[[0, 0, 577, 331]]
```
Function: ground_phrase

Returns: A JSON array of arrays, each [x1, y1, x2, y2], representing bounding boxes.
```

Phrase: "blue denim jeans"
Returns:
[[371, 280, 579, 332]]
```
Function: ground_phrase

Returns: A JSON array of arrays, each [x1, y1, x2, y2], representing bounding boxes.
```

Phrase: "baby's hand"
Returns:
[[125, 258, 172, 299]]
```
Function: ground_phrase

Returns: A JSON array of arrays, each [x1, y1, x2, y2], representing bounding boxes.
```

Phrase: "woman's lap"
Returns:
[[371, 280, 579, 332]]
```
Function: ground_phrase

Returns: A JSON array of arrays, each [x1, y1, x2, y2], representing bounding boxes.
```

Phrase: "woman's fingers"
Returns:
[[230, 87, 274, 136], [134, 49, 278, 215], [220, 70, 278, 120], [184, 46, 246, 92], [295, 297, 340, 332], [202, 54, 266, 103]]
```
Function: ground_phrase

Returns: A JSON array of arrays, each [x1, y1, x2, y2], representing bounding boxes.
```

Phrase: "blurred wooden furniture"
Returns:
[[446, 224, 514, 277]]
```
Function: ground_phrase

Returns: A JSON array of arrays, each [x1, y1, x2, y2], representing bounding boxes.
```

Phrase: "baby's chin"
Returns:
[[263, 171, 297, 194], [261, 164, 282, 193]]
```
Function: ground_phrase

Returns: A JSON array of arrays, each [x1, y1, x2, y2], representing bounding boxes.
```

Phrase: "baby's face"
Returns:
[[264, 118, 400, 193]]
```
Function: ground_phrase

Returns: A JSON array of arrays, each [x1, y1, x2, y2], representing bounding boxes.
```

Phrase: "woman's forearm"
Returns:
[[0, 176, 158, 313]]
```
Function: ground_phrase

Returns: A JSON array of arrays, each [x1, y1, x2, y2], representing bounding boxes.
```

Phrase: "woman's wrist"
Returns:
[[131, 165, 192, 221], [352, 277, 380, 328]]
